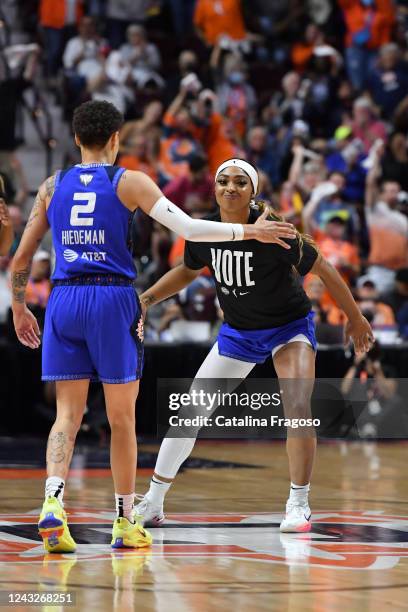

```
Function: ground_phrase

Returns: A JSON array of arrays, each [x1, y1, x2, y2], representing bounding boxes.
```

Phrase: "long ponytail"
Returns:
[[251, 200, 319, 269]]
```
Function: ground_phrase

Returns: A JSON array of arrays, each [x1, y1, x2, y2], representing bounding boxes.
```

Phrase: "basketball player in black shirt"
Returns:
[[136, 159, 373, 532]]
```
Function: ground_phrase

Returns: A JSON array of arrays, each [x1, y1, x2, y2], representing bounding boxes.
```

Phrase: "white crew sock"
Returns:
[[147, 477, 172, 506], [45, 477, 65, 505], [289, 482, 310, 505], [115, 492, 135, 522]]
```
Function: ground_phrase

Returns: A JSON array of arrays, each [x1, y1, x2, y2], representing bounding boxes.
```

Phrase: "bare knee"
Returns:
[[108, 410, 135, 432], [283, 398, 312, 420], [54, 407, 84, 434]]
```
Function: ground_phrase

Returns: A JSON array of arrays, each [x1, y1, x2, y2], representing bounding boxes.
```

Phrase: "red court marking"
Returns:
[[0, 468, 152, 479]]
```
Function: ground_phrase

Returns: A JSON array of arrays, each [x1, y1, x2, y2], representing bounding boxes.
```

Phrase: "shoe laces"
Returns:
[[134, 494, 148, 510]]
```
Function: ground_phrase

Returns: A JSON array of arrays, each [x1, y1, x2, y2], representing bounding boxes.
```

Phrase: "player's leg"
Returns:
[[103, 380, 152, 548], [273, 342, 316, 532], [39, 379, 89, 553], [136, 342, 256, 525]]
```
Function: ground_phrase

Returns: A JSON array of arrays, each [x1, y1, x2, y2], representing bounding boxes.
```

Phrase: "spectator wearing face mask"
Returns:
[[216, 57, 257, 138]]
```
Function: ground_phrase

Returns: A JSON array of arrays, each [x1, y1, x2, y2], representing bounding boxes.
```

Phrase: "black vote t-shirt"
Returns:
[[184, 208, 318, 330]]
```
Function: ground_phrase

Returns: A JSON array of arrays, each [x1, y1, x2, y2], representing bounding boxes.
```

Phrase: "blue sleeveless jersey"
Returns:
[[47, 164, 136, 280]]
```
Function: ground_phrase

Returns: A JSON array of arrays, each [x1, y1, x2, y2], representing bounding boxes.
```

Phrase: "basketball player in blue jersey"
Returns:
[[10, 101, 297, 553], [135, 158, 375, 534]]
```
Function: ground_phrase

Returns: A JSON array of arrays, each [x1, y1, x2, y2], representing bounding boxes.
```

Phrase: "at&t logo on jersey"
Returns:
[[63, 249, 107, 263], [81, 252, 107, 262], [63, 249, 79, 262]]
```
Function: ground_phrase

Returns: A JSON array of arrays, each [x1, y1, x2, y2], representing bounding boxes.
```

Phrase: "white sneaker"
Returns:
[[280, 501, 312, 533], [134, 494, 165, 527]]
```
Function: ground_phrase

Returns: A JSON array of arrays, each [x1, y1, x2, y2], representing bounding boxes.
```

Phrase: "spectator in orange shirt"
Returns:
[[317, 215, 360, 284], [194, 0, 247, 49], [39, 0, 83, 78], [356, 280, 396, 326], [291, 23, 324, 73], [338, 0, 395, 90], [304, 275, 346, 325], [206, 119, 245, 176], [118, 134, 159, 183]]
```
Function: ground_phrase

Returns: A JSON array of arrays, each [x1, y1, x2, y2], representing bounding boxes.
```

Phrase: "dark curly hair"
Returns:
[[72, 100, 124, 148]]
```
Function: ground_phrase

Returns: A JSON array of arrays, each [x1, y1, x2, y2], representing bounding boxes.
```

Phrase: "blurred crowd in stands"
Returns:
[[0, 0, 408, 346]]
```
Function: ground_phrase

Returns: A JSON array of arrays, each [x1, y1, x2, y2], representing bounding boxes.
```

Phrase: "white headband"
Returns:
[[215, 159, 259, 195]]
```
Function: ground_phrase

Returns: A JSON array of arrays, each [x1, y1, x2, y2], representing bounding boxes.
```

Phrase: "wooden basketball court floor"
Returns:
[[0, 439, 407, 611]]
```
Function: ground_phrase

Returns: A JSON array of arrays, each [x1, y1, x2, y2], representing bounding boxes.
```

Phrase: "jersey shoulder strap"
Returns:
[[104, 165, 125, 193]]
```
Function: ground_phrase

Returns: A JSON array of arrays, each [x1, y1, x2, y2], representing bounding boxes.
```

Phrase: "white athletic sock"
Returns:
[[45, 477, 65, 505], [115, 492, 135, 522], [289, 482, 310, 505], [147, 476, 172, 506]]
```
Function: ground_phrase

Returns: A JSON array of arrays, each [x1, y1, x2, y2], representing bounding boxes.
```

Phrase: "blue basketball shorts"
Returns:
[[217, 312, 317, 364], [42, 285, 144, 383]]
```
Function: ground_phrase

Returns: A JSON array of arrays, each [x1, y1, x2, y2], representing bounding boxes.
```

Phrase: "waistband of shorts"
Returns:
[[52, 274, 136, 287]]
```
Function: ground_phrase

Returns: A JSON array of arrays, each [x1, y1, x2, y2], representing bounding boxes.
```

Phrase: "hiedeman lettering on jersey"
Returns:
[[61, 229, 105, 245]]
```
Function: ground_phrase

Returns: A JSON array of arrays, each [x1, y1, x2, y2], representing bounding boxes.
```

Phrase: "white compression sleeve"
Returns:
[[154, 344, 255, 479], [149, 196, 244, 242]]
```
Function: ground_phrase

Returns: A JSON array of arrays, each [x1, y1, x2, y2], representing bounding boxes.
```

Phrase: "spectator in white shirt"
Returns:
[[118, 25, 164, 89]]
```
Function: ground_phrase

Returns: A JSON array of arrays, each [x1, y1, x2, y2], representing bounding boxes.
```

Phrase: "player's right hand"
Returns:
[[13, 306, 41, 349], [254, 208, 297, 248]]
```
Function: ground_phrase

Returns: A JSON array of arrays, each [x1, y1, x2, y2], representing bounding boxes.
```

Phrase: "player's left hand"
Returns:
[[344, 315, 374, 355], [13, 306, 41, 349], [0, 200, 11, 226]]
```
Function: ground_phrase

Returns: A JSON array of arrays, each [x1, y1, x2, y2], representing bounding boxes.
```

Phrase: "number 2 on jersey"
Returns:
[[70, 192, 96, 226]]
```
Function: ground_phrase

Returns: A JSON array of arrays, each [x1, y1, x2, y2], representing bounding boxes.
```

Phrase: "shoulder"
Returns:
[[39, 174, 57, 202]]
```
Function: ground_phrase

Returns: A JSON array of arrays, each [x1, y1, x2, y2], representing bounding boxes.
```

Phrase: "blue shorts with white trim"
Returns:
[[217, 312, 317, 364], [42, 281, 143, 383]]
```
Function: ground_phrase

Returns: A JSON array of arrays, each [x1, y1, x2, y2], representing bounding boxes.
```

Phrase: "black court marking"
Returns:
[[2, 522, 408, 544]]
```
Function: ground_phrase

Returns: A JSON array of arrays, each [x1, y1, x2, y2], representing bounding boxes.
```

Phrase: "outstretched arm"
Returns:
[[310, 254, 374, 354], [10, 177, 53, 348], [117, 170, 297, 245], [139, 263, 202, 317]]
